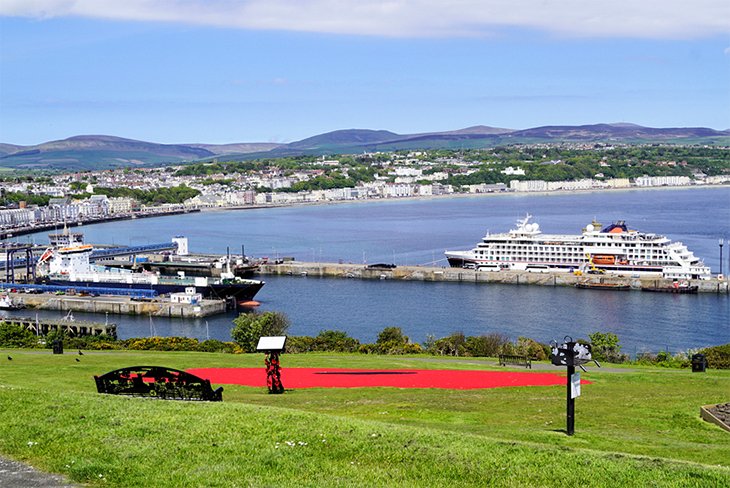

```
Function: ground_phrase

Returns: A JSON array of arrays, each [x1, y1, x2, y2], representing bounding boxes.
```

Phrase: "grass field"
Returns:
[[1, 349, 728, 487]]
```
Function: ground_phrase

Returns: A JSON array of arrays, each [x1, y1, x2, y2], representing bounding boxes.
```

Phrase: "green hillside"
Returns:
[[0, 349, 728, 487]]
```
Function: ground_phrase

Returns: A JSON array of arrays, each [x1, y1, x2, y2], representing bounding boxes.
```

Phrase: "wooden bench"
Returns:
[[498, 354, 532, 369]]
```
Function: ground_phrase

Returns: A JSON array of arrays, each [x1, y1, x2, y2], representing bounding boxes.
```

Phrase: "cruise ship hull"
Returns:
[[446, 254, 665, 275]]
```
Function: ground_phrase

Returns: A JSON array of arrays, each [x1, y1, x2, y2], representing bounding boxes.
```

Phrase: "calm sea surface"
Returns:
[[7, 187, 730, 354]]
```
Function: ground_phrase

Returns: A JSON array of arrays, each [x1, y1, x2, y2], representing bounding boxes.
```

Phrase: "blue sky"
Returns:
[[1, 1, 729, 145]]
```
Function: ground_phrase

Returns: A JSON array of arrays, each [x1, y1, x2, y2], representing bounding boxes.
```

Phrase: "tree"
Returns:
[[230, 311, 290, 353], [589, 331, 626, 363], [376, 326, 408, 345], [515, 336, 548, 360]]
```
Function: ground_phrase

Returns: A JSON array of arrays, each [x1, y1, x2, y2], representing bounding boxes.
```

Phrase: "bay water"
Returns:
[[8, 187, 730, 354]]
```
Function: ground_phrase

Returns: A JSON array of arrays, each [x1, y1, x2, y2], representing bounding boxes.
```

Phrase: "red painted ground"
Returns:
[[187, 367, 590, 390]]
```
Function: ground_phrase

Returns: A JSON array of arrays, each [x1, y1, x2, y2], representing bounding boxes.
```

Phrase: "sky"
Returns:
[[1, 1, 729, 146]]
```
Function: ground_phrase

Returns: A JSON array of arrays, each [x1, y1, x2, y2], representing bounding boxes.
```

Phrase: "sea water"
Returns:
[[9, 187, 730, 354]]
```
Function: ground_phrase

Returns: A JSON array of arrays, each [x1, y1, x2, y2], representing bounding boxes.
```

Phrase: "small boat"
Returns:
[[0, 294, 24, 310], [575, 282, 631, 291], [642, 282, 698, 294]]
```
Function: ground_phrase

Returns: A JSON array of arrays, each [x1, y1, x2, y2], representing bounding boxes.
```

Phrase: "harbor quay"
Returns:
[[256, 260, 730, 294], [7, 291, 227, 318], [1, 314, 117, 338]]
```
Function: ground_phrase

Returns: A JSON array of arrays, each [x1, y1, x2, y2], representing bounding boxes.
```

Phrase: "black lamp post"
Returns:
[[720, 238, 725, 277]]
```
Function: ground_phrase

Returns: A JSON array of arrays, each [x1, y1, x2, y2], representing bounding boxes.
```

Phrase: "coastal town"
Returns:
[[2, 145, 729, 232]]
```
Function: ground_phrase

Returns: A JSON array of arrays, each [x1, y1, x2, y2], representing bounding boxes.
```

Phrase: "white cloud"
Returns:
[[2, 1, 729, 39]]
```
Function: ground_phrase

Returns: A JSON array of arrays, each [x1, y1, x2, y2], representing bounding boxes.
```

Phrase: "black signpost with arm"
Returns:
[[550, 336, 600, 435]]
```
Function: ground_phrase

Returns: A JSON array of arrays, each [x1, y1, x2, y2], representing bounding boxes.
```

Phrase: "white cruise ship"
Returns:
[[445, 214, 712, 280]]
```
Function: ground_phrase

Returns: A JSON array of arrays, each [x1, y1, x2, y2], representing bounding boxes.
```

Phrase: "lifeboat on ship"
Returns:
[[592, 255, 616, 265]]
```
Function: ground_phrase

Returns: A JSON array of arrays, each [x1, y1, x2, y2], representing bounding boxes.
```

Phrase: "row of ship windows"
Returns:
[[482, 253, 673, 265], [511, 240, 665, 248], [476, 250, 668, 257], [486, 244, 666, 252]]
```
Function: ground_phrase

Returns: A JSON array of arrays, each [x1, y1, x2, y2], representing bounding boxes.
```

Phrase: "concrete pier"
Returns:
[[2, 315, 117, 338], [257, 261, 730, 294], [9, 292, 227, 318]]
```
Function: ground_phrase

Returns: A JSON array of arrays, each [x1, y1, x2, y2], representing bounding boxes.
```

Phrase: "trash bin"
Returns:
[[52, 339, 63, 355], [691, 353, 707, 372]]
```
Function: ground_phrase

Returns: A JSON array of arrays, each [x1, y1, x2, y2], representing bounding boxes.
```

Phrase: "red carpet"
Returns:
[[187, 367, 589, 390]]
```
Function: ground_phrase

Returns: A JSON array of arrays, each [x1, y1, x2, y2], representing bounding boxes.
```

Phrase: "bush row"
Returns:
[[2, 321, 728, 368], [0, 324, 242, 353]]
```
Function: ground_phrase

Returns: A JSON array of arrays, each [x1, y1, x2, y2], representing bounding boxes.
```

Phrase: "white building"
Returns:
[[0, 208, 35, 227], [510, 180, 548, 192], [170, 288, 202, 305], [634, 175, 692, 187], [382, 183, 414, 198], [501, 166, 526, 176], [108, 197, 137, 214], [393, 167, 423, 177]]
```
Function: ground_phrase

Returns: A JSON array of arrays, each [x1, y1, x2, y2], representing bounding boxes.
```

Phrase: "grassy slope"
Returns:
[[0, 349, 728, 487]]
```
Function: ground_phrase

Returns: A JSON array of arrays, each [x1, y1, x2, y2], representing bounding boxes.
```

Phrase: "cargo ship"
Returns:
[[36, 242, 264, 306], [445, 214, 711, 280]]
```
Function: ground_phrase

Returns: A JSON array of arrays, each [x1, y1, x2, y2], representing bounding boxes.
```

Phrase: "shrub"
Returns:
[[589, 331, 628, 363], [285, 336, 316, 353], [231, 311, 290, 353], [358, 343, 377, 354], [515, 337, 549, 360], [699, 343, 730, 369], [374, 327, 413, 354], [465, 333, 510, 357], [0, 322, 39, 348], [123, 337, 200, 351], [198, 339, 241, 354], [403, 343, 423, 354], [499, 341, 516, 356], [58, 334, 120, 350], [432, 332, 467, 356], [313, 330, 360, 352], [635, 350, 690, 368]]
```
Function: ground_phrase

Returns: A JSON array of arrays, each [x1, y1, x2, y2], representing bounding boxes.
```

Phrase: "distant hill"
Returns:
[[186, 142, 283, 156], [0, 135, 216, 170], [504, 123, 728, 142], [2, 124, 728, 171]]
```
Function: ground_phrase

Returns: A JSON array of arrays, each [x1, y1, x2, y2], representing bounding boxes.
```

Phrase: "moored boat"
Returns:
[[575, 282, 631, 291], [641, 282, 699, 294], [36, 241, 264, 307], [445, 214, 711, 280], [0, 294, 24, 310]]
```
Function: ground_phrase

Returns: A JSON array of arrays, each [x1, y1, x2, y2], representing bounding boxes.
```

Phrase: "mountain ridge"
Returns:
[[2, 123, 728, 170]]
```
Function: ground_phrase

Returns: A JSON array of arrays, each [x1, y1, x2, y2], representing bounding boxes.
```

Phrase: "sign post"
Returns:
[[566, 360, 575, 435], [551, 336, 599, 436], [256, 336, 287, 394]]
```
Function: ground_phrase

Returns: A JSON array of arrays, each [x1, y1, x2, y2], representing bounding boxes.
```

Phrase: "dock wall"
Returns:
[[2, 315, 117, 338], [12, 293, 227, 318], [258, 262, 729, 294]]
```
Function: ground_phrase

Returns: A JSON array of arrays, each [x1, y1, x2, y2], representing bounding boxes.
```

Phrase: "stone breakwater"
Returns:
[[258, 261, 729, 294]]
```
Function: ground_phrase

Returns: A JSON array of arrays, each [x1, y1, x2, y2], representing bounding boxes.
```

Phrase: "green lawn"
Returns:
[[1, 349, 728, 487]]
